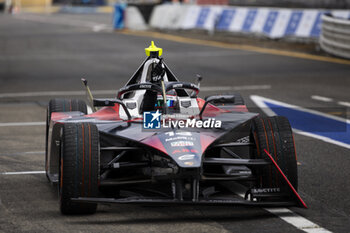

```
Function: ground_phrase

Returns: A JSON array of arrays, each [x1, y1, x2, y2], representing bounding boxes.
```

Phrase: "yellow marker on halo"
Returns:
[[145, 41, 163, 57]]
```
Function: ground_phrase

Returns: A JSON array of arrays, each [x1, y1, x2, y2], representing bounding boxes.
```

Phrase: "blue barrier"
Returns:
[[113, 4, 127, 29], [151, 5, 350, 39]]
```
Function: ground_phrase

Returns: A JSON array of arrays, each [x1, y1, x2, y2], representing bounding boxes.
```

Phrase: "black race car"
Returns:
[[45, 42, 306, 215]]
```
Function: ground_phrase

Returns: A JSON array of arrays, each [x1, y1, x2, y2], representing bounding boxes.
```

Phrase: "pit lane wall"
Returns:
[[149, 4, 350, 39]]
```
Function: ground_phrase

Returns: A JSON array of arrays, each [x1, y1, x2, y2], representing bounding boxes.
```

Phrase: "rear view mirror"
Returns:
[[93, 98, 131, 120], [205, 95, 236, 104], [199, 95, 235, 118]]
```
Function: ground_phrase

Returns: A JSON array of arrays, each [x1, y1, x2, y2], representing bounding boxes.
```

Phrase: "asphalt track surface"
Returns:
[[0, 12, 350, 233]]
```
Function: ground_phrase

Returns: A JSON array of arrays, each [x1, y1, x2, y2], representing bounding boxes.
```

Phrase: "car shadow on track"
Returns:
[[68, 205, 274, 225]]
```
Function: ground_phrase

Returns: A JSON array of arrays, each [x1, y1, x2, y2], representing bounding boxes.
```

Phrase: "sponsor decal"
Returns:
[[172, 149, 198, 154], [165, 132, 192, 136], [184, 161, 194, 166], [171, 141, 194, 147], [251, 188, 281, 194], [165, 136, 188, 142], [178, 154, 195, 160], [235, 136, 250, 143], [165, 136, 196, 142], [139, 84, 152, 89], [165, 132, 196, 142]]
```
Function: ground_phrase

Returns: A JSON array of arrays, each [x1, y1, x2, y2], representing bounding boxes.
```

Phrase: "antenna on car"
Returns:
[[81, 78, 96, 112], [191, 74, 202, 97], [195, 74, 203, 88]]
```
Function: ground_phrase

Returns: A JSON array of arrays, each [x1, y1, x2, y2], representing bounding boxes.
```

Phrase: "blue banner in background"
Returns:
[[196, 8, 210, 28], [263, 11, 279, 34], [284, 11, 303, 35], [113, 3, 127, 29], [242, 9, 258, 32], [217, 9, 236, 30], [310, 12, 324, 37]]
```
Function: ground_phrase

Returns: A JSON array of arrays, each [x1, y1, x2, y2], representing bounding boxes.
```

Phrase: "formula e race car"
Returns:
[[45, 42, 306, 215]]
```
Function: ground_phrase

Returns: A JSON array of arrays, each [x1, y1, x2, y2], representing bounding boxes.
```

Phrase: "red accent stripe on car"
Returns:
[[86, 105, 121, 121], [51, 112, 70, 121], [264, 149, 307, 208], [196, 98, 228, 117]]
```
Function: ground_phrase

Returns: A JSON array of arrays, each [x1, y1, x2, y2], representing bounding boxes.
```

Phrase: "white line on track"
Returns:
[[92, 24, 110, 32], [0, 90, 106, 98], [23, 151, 45, 155], [338, 101, 350, 108], [311, 95, 350, 109], [13, 14, 112, 32], [0, 171, 45, 175], [311, 95, 333, 102], [200, 85, 271, 91], [0, 122, 45, 127], [265, 208, 332, 233], [0, 151, 45, 156], [0, 85, 271, 98], [294, 129, 350, 150]]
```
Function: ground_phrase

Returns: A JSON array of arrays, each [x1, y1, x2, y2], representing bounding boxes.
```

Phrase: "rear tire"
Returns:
[[59, 123, 99, 215], [250, 116, 298, 192], [48, 99, 87, 121], [45, 99, 87, 180]]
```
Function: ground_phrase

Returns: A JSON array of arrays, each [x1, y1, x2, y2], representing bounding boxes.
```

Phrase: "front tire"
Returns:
[[250, 116, 298, 193], [59, 123, 100, 215]]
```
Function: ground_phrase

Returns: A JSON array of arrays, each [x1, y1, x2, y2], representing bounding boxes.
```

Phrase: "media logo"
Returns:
[[143, 112, 222, 129], [143, 110, 161, 129]]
